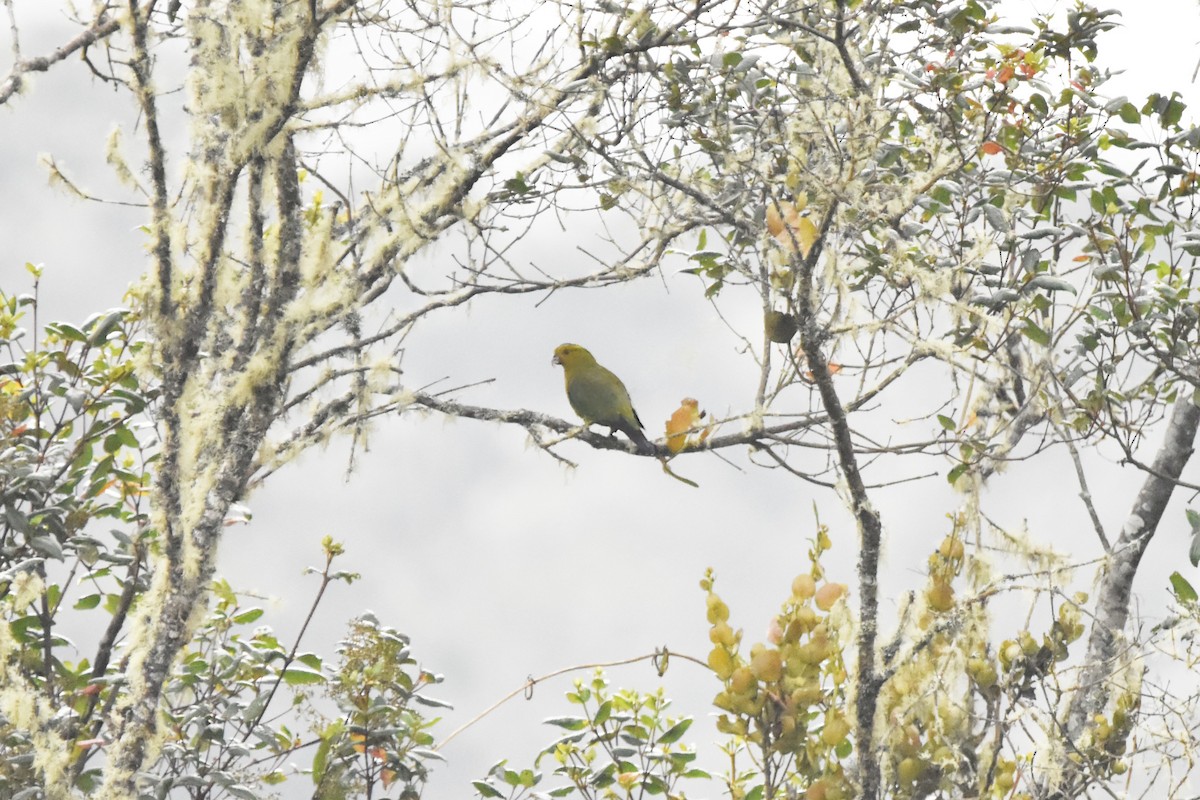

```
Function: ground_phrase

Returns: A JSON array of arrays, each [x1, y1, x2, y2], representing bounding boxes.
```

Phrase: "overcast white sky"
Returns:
[[2, 1, 1200, 797]]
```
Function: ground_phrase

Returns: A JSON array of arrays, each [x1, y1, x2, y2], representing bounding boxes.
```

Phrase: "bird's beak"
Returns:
[[552, 354, 561, 366]]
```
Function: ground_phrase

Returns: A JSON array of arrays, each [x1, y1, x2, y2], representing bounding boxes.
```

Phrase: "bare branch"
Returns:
[[0, 9, 120, 105]]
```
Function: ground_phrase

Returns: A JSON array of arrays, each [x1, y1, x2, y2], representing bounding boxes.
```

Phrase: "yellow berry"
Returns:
[[707, 594, 730, 624], [792, 574, 817, 600], [815, 583, 847, 611], [898, 757, 926, 784], [710, 621, 737, 647], [926, 580, 955, 611], [708, 647, 735, 679], [794, 606, 819, 631], [750, 648, 783, 682], [939, 536, 965, 560], [821, 712, 851, 746], [730, 666, 756, 694]]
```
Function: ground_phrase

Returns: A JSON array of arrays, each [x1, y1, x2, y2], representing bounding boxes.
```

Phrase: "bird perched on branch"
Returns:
[[552, 343, 654, 455]]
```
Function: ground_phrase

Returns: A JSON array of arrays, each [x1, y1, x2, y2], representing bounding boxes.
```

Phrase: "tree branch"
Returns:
[[1057, 395, 1200, 797], [0, 9, 120, 106]]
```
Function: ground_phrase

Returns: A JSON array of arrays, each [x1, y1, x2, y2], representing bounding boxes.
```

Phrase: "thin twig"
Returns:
[[434, 648, 708, 752]]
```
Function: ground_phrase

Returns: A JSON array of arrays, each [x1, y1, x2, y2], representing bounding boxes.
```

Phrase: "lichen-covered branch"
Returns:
[[0, 5, 120, 105], [1054, 396, 1200, 797], [81, 1, 754, 792]]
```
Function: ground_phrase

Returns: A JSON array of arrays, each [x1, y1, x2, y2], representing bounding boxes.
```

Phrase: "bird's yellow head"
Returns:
[[552, 343, 598, 369]]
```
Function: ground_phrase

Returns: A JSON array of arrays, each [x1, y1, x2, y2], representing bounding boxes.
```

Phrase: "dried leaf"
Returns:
[[665, 398, 712, 454], [766, 200, 818, 257]]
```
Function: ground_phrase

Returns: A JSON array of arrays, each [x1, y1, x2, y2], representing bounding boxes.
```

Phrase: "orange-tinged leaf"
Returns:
[[981, 141, 1003, 155], [767, 617, 784, 645], [382, 768, 397, 789], [793, 216, 818, 258], [800, 359, 842, 381], [617, 772, 640, 790], [750, 648, 783, 682], [765, 203, 788, 238], [666, 398, 705, 454], [766, 200, 818, 257], [997, 64, 1014, 83], [815, 582, 847, 611]]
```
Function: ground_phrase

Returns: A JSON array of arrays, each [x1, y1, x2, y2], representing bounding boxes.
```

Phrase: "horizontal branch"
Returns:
[[0, 12, 120, 105]]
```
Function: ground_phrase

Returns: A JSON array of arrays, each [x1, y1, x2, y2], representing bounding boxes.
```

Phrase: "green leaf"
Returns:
[[85, 310, 126, 345], [946, 463, 968, 485], [937, 415, 957, 431], [9, 615, 42, 643], [5, 506, 31, 535], [413, 694, 453, 708], [1118, 102, 1141, 124], [74, 594, 101, 610], [312, 721, 343, 784], [242, 692, 271, 723], [50, 323, 87, 342], [657, 718, 693, 744], [1191, 534, 1200, 569], [296, 652, 322, 669], [281, 666, 326, 686], [623, 723, 649, 742], [1170, 571, 1198, 602], [109, 388, 147, 413], [982, 203, 1009, 233], [411, 747, 447, 762], [30, 535, 64, 560], [504, 173, 531, 194], [233, 607, 264, 625], [1021, 318, 1051, 346], [1026, 275, 1076, 293], [545, 716, 588, 731], [472, 781, 504, 798]]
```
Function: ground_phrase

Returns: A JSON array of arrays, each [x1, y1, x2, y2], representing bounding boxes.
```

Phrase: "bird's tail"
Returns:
[[620, 423, 656, 455]]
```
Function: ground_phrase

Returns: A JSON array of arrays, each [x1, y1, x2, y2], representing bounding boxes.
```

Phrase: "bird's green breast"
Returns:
[[566, 365, 634, 427]]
